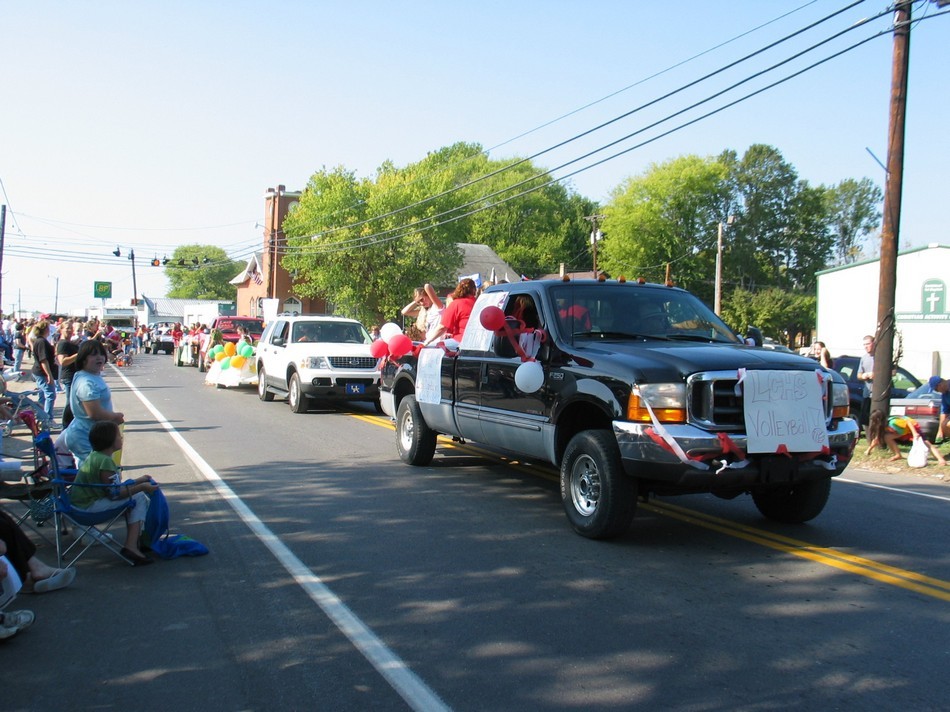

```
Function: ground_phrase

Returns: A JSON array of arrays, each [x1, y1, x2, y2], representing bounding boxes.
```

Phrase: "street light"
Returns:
[[714, 215, 734, 316]]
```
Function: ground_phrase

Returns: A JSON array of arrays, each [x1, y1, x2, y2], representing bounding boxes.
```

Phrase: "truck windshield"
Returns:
[[549, 284, 740, 344]]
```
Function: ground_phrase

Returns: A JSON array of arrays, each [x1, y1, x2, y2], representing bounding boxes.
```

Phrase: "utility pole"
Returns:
[[869, 0, 911, 447], [584, 214, 605, 275], [714, 215, 734, 315], [129, 249, 139, 309]]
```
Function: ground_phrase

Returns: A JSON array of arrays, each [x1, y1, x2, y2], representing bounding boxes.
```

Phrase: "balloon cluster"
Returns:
[[479, 305, 545, 393], [209, 340, 256, 371], [371, 322, 415, 360]]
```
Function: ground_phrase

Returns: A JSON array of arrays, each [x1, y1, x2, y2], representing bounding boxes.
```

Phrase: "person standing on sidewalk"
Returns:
[[29, 320, 57, 422], [56, 321, 79, 428]]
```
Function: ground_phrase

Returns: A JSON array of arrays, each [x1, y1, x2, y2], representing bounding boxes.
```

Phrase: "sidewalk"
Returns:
[[0, 368, 282, 710]]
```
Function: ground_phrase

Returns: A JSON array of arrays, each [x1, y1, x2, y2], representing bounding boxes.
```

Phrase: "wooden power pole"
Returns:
[[869, 1, 912, 446]]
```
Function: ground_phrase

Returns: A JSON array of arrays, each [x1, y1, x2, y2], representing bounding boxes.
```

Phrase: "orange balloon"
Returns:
[[224, 342, 237, 356]]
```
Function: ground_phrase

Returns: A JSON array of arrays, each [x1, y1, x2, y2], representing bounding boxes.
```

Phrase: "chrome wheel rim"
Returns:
[[569, 454, 601, 516]]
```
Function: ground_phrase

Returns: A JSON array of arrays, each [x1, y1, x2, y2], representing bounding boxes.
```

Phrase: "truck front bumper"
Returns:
[[613, 418, 859, 491]]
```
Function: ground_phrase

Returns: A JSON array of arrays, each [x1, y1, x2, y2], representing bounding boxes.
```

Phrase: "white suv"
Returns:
[[256, 315, 381, 413]]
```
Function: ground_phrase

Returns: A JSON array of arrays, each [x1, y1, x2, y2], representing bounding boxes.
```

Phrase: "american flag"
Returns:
[[250, 268, 263, 286]]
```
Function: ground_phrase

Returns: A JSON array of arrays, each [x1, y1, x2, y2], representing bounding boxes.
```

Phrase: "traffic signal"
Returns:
[[151, 257, 161, 267]]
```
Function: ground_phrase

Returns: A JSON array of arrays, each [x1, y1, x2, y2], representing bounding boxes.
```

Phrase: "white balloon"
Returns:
[[379, 322, 402, 344], [514, 361, 544, 393]]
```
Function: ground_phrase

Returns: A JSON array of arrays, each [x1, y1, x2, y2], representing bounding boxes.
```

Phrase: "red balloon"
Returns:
[[370, 339, 389, 358], [480, 305, 506, 331], [388, 334, 413, 358]]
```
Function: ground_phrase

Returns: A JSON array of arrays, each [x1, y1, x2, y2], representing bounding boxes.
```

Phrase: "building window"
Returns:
[[283, 297, 302, 316]]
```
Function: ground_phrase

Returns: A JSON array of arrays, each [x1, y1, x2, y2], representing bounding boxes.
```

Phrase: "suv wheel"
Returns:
[[258, 366, 274, 401], [288, 373, 309, 413]]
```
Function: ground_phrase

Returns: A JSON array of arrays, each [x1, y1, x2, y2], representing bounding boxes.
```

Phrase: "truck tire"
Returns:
[[258, 366, 274, 401], [751, 477, 831, 523], [560, 430, 637, 540], [396, 396, 437, 466], [288, 373, 309, 413]]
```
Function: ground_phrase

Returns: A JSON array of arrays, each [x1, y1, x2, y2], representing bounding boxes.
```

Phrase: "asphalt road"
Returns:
[[3, 353, 949, 711]]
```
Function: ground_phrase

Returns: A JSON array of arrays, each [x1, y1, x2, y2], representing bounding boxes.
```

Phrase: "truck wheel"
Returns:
[[258, 366, 274, 401], [751, 478, 831, 523], [289, 373, 309, 413], [560, 430, 637, 540], [396, 396, 437, 466]]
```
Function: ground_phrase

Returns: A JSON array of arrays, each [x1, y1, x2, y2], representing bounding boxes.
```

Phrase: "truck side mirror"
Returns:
[[744, 326, 764, 347]]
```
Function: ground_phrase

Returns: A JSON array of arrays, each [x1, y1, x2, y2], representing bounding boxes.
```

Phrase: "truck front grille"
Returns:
[[688, 371, 830, 431]]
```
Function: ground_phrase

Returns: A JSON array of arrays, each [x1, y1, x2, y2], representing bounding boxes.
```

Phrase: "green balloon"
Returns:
[[241, 344, 254, 357], [220, 356, 231, 370]]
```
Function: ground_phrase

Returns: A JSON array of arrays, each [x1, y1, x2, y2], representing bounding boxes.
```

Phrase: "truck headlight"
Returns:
[[627, 383, 687, 424], [302, 356, 330, 370], [831, 382, 850, 419]]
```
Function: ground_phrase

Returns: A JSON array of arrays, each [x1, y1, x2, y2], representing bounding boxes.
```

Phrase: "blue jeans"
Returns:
[[32, 374, 56, 420]]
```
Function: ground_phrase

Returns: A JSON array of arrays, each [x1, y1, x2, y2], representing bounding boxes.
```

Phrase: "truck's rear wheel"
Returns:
[[751, 478, 831, 523], [396, 396, 436, 466], [560, 430, 636, 539]]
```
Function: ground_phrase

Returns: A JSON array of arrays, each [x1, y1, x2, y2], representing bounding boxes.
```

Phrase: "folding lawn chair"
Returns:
[[30, 431, 135, 568], [0, 431, 59, 544]]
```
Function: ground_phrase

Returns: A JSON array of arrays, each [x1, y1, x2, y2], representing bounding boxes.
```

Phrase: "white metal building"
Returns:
[[816, 243, 950, 380]]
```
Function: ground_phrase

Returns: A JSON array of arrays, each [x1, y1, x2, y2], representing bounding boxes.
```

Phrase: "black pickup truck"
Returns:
[[380, 278, 858, 539]]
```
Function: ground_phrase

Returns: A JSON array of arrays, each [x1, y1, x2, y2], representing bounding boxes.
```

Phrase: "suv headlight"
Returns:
[[627, 383, 687, 424], [302, 356, 330, 370]]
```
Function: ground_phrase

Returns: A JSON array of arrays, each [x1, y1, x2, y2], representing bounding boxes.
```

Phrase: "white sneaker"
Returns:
[[0, 609, 35, 640]]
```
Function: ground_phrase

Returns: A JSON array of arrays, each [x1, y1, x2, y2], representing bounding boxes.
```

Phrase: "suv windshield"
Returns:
[[291, 321, 370, 344], [549, 284, 740, 343]]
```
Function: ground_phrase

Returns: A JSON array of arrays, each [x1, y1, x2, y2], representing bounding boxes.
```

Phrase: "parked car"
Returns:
[[834, 354, 921, 422], [889, 384, 941, 441], [144, 325, 176, 355], [256, 315, 380, 413]]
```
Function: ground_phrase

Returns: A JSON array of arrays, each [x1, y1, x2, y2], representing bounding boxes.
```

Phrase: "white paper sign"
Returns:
[[415, 347, 445, 405], [460, 291, 509, 352], [743, 370, 828, 454]]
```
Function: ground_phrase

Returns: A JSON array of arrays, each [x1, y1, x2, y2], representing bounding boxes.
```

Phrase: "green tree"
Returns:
[[824, 177, 883, 264], [281, 143, 599, 324], [598, 155, 731, 301], [721, 287, 816, 345], [165, 245, 242, 300]]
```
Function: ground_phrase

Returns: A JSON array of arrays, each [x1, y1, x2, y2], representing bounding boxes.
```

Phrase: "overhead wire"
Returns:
[[286, 0, 875, 243], [270, 10, 895, 260]]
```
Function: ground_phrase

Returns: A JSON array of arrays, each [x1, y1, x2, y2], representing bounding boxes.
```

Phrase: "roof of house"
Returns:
[[230, 252, 264, 285], [457, 243, 517, 285]]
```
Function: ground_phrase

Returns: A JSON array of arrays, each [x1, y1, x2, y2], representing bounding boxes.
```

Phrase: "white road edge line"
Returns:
[[837, 477, 950, 502], [114, 367, 451, 712]]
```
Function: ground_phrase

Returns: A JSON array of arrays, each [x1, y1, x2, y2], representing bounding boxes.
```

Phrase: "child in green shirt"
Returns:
[[74, 421, 159, 566]]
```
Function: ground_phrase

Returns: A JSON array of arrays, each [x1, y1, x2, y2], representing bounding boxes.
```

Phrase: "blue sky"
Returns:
[[1, 0, 947, 314]]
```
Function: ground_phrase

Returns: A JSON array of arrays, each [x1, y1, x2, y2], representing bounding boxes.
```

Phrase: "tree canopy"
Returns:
[[598, 145, 881, 342], [280, 142, 595, 325], [165, 245, 242, 301]]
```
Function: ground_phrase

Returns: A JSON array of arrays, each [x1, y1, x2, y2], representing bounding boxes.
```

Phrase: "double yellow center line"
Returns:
[[354, 412, 950, 602]]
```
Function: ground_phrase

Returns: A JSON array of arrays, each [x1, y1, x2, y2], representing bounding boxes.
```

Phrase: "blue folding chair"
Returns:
[[31, 432, 136, 568]]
